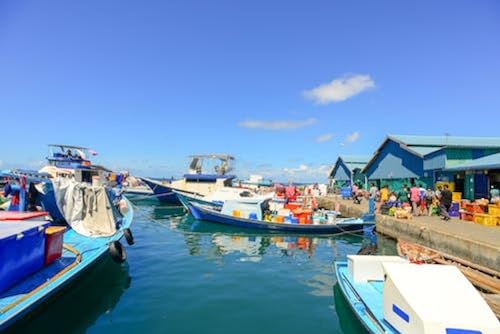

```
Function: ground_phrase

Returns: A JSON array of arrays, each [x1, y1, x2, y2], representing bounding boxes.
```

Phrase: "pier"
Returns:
[[318, 195, 500, 272]]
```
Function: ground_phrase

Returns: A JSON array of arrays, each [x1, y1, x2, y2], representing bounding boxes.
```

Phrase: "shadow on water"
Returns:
[[333, 283, 369, 334], [6, 256, 131, 334]]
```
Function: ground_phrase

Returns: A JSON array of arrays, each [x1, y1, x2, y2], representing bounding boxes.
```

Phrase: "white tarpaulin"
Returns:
[[51, 177, 117, 237]]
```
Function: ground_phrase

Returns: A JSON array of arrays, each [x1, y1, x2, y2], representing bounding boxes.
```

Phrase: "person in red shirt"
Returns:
[[410, 183, 421, 216]]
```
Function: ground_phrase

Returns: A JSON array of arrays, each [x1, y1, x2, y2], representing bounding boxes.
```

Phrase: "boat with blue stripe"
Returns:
[[0, 202, 133, 330], [335, 255, 500, 334], [0, 147, 135, 330], [186, 200, 373, 234], [139, 154, 236, 204]]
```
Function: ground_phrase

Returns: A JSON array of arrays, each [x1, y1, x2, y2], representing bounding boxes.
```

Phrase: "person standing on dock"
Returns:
[[439, 184, 452, 221], [424, 187, 435, 216], [410, 183, 421, 216], [398, 185, 409, 207]]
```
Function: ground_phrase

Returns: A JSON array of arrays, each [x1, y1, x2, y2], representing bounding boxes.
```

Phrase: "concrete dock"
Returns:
[[318, 196, 500, 272]]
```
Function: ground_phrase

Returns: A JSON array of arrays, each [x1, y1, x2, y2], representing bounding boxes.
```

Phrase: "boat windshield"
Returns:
[[48, 144, 96, 162], [187, 154, 234, 175]]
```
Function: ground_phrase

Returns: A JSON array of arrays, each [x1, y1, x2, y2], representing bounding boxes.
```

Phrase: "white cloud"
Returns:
[[283, 164, 308, 174], [239, 118, 317, 130], [345, 131, 360, 143], [303, 74, 375, 104], [283, 164, 330, 178], [315, 133, 333, 143]]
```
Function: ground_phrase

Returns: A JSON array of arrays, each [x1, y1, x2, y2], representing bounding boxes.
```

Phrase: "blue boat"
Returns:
[[139, 154, 236, 204], [0, 147, 135, 330], [335, 256, 500, 334], [0, 198, 133, 330], [174, 188, 270, 211], [139, 177, 183, 203], [174, 189, 223, 208], [187, 200, 373, 234]]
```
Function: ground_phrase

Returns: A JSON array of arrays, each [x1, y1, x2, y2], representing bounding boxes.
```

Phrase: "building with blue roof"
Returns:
[[329, 155, 371, 189], [361, 135, 500, 199]]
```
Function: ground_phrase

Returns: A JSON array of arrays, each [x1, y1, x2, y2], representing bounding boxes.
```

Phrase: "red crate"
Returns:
[[44, 226, 66, 265]]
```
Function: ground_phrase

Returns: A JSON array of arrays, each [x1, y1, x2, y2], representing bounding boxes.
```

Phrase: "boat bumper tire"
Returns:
[[109, 240, 127, 263], [124, 228, 134, 245]]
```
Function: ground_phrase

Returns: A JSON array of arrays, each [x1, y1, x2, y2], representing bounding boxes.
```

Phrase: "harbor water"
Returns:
[[7, 201, 397, 334]]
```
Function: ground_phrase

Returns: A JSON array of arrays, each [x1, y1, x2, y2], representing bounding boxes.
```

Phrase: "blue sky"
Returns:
[[0, 0, 499, 182]]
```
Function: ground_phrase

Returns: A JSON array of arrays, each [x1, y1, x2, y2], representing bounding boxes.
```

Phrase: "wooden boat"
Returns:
[[397, 239, 500, 318], [0, 198, 133, 330], [335, 255, 500, 334], [186, 200, 373, 234]]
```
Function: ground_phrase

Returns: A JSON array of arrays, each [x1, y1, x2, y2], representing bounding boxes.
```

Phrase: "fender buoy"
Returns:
[[109, 240, 127, 263], [124, 228, 134, 245]]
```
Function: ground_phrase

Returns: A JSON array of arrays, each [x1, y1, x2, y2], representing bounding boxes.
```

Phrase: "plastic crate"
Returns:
[[341, 187, 352, 199], [488, 205, 500, 216], [473, 214, 498, 227], [460, 211, 474, 221], [44, 226, 66, 265], [452, 192, 462, 202], [465, 203, 485, 214], [0, 221, 49, 293]]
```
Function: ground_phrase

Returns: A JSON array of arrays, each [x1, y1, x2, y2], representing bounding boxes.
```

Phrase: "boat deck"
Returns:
[[0, 198, 133, 330], [335, 262, 394, 334]]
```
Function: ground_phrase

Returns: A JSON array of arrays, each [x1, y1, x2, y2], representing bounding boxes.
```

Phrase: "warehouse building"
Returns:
[[361, 135, 500, 194], [329, 155, 370, 189]]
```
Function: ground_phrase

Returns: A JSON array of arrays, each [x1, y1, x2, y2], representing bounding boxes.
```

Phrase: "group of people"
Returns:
[[352, 182, 454, 221]]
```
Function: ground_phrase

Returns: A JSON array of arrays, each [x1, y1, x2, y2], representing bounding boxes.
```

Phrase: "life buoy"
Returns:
[[109, 240, 127, 263], [124, 228, 134, 245]]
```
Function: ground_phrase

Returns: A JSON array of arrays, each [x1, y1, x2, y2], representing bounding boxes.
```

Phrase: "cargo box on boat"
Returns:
[[347, 255, 407, 283], [382, 262, 499, 334], [0, 221, 50, 294]]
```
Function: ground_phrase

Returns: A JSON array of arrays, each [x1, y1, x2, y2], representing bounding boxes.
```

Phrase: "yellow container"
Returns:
[[232, 210, 241, 217], [275, 216, 284, 223], [488, 205, 500, 216], [452, 192, 462, 202], [474, 214, 498, 227], [435, 182, 455, 192]]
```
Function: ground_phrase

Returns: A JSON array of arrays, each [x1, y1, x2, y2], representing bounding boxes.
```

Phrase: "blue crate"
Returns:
[[341, 187, 352, 199], [0, 220, 49, 294]]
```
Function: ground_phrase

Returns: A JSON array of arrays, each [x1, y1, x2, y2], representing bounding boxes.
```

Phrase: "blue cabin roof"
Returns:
[[363, 135, 500, 178], [330, 155, 371, 180], [445, 152, 500, 171], [389, 135, 500, 149]]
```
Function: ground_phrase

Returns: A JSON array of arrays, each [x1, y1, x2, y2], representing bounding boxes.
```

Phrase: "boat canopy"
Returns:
[[187, 154, 234, 175], [47, 144, 97, 170]]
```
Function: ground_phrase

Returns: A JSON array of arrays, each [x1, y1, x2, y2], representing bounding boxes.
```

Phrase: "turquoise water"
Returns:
[[7, 201, 396, 334]]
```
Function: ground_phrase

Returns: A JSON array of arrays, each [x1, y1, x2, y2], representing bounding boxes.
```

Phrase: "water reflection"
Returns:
[[175, 215, 379, 262], [6, 257, 131, 334]]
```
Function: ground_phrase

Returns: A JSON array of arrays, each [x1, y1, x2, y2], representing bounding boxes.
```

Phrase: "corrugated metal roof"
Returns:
[[408, 146, 443, 156], [345, 162, 368, 170], [329, 155, 370, 179], [339, 155, 370, 172], [445, 152, 500, 171], [339, 155, 371, 164], [389, 135, 500, 148]]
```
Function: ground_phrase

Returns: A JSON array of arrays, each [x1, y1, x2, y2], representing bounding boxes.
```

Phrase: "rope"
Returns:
[[0, 244, 82, 314]]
